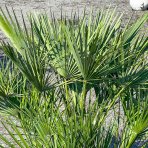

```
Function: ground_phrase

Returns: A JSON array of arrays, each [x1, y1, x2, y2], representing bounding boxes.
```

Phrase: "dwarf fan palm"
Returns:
[[0, 7, 148, 148], [0, 8, 147, 95]]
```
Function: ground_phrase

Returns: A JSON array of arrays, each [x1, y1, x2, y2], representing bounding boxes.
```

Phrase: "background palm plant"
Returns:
[[0, 7, 148, 147], [120, 89, 148, 148], [0, 55, 27, 113]]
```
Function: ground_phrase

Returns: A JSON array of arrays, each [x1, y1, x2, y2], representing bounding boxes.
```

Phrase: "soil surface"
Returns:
[[0, 0, 148, 41], [0, 0, 148, 147]]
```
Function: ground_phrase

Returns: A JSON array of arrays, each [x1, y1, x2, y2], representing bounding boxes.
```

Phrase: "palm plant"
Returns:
[[0, 84, 147, 148], [0, 7, 147, 148], [0, 86, 116, 148], [0, 7, 57, 92], [120, 89, 148, 148], [0, 55, 27, 113]]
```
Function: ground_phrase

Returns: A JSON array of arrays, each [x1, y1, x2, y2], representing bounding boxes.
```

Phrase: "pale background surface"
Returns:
[[0, 0, 147, 41]]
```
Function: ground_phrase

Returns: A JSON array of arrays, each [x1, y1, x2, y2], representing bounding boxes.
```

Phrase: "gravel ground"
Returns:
[[0, 0, 147, 41], [0, 0, 148, 147]]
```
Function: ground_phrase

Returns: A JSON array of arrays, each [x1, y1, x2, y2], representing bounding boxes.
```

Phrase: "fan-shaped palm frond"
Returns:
[[0, 8, 57, 92]]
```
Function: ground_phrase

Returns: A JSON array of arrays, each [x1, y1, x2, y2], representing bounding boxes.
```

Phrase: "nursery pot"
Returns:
[[130, 0, 148, 10]]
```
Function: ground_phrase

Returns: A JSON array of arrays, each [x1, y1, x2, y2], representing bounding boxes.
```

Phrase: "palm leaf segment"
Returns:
[[0, 8, 147, 92]]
